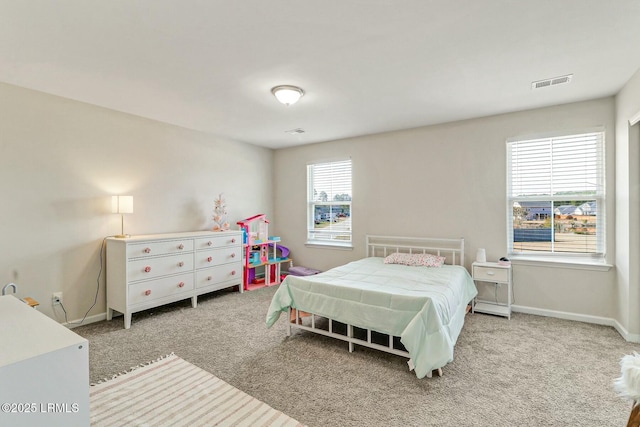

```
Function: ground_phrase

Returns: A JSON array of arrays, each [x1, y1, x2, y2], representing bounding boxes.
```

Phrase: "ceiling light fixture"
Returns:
[[271, 85, 304, 106]]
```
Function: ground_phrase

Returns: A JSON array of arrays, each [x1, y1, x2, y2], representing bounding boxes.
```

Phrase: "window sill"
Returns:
[[305, 241, 353, 250], [509, 255, 613, 271]]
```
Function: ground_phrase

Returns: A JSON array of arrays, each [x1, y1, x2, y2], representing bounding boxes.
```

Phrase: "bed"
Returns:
[[266, 235, 478, 379]]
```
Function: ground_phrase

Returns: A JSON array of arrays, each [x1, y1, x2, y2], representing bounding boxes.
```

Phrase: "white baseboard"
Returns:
[[611, 319, 640, 343], [62, 312, 108, 329], [512, 304, 640, 343]]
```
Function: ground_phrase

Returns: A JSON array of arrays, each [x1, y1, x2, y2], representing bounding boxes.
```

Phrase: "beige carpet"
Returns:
[[77, 286, 639, 426], [90, 353, 305, 427]]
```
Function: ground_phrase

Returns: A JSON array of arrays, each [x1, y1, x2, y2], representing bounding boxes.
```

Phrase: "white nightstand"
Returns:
[[471, 261, 513, 319]]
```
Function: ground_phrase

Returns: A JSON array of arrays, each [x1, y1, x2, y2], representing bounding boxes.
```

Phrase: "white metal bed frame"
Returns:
[[286, 235, 465, 378]]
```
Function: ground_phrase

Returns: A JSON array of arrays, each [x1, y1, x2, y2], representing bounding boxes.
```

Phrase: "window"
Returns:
[[507, 131, 605, 260], [307, 159, 352, 246]]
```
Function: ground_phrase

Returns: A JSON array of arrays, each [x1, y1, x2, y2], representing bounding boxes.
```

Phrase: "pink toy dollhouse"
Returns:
[[237, 214, 290, 291]]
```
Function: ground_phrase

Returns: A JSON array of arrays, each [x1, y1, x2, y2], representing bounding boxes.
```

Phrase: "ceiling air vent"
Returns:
[[285, 128, 305, 134], [531, 74, 573, 90]]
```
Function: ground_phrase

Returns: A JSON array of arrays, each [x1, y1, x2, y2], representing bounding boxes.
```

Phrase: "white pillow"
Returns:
[[383, 252, 445, 267]]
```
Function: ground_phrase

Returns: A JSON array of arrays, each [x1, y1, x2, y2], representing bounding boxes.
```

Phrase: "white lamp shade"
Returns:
[[476, 248, 486, 263], [112, 195, 133, 214], [271, 85, 304, 106]]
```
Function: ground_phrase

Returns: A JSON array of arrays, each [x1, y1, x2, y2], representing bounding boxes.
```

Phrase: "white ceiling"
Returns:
[[1, 1, 639, 149]]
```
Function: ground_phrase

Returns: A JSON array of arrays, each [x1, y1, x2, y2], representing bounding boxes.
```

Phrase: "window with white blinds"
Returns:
[[507, 131, 605, 258], [307, 159, 352, 246]]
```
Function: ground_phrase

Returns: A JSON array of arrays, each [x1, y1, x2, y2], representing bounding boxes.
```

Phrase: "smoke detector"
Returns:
[[531, 74, 573, 90], [285, 128, 305, 134]]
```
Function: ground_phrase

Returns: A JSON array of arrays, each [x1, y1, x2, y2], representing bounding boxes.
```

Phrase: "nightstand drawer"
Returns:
[[473, 265, 509, 283]]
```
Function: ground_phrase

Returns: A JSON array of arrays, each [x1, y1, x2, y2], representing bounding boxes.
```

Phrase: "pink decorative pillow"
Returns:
[[383, 252, 445, 267]]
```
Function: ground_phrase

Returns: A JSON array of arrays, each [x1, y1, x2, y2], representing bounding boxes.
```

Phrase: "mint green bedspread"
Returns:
[[266, 257, 478, 378]]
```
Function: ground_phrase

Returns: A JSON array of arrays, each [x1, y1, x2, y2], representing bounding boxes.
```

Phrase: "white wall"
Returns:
[[615, 68, 640, 338], [0, 83, 273, 323], [1, 79, 630, 330], [273, 97, 617, 320]]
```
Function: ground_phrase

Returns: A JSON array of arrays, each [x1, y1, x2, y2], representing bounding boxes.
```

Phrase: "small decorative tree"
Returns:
[[212, 193, 230, 231]]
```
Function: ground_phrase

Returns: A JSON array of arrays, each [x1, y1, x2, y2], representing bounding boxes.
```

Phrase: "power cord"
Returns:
[[57, 237, 107, 326]]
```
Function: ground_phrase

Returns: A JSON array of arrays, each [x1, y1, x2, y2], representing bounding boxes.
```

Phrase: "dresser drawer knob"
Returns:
[[230, 253, 236, 258], [178, 282, 185, 288], [178, 261, 184, 267], [487, 271, 495, 276], [144, 247, 151, 254], [144, 266, 151, 273], [207, 256, 213, 262], [231, 238, 236, 243], [231, 270, 236, 276], [178, 244, 185, 250], [207, 241, 213, 246], [207, 276, 212, 281], [144, 290, 151, 296]]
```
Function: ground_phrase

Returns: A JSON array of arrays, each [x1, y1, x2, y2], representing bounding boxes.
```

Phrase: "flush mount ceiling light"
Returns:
[[271, 85, 304, 106]]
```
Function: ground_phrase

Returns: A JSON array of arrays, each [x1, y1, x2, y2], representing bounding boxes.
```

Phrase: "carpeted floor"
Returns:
[[75, 286, 639, 426]]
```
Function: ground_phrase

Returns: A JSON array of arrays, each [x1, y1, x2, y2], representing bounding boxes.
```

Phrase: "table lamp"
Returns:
[[112, 195, 133, 238]]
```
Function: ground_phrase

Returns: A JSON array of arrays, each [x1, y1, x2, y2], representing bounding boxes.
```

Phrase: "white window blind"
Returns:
[[307, 159, 352, 246], [507, 131, 605, 258]]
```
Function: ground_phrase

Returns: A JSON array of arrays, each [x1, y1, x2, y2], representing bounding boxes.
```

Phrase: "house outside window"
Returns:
[[307, 159, 352, 247], [507, 131, 605, 261]]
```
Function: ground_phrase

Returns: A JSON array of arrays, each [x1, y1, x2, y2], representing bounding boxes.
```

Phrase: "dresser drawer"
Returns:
[[127, 254, 194, 282], [473, 265, 509, 283], [196, 263, 241, 288], [196, 247, 242, 268], [128, 240, 194, 259], [128, 273, 194, 305], [195, 234, 240, 250]]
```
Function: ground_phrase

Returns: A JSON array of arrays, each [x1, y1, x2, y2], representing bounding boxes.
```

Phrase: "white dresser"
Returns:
[[106, 230, 243, 329], [0, 295, 89, 427]]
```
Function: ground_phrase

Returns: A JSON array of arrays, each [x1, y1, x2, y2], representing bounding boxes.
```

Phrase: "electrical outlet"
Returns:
[[52, 292, 63, 306]]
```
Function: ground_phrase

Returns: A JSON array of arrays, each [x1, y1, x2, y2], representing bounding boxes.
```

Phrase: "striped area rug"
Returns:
[[90, 354, 305, 427]]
